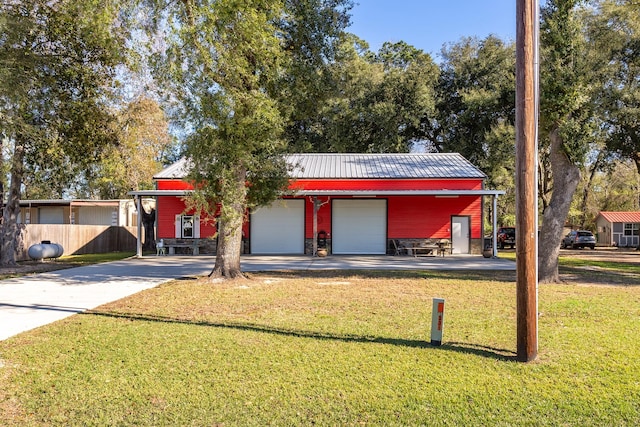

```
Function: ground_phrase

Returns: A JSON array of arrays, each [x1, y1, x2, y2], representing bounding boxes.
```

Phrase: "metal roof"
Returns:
[[598, 211, 640, 223], [287, 153, 485, 179], [154, 157, 191, 179], [154, 153, 486, 180], [18, 199, 137, 207]]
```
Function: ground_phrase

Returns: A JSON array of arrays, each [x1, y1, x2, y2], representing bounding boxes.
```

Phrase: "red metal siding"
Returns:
[[157, 194, 482, 240], [304, 196, 332, 238], [201, 217, 217, 239], [388, 196, 482, 239], [298, 195, 482, 239], [291, 179, 483, 191], [157, 180, 194, 190], [156, 196, 216, 239], [156, 179, 484, 240], [157, 196, 181, 238]]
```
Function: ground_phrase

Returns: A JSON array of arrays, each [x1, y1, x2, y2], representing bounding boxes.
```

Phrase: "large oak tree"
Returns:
[[148, 0, 352, 279], [0, 0, 125, 265], [538, 0, 601, 282]]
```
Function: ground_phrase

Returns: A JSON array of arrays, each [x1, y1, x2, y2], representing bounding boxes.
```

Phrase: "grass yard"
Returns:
[[1, 266, 639, 425]]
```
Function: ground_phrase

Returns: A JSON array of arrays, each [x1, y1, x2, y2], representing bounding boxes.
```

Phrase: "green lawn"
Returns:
[[1, 267, 639, 425]]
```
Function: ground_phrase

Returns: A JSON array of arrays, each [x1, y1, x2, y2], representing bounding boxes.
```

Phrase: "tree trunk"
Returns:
[[209, 166, 247, 280], [579, 150, 604, 229], [633, 156, 640, 211], [142, 207, 156, 251], [538, 151, 552, 212], [1, 143, 25, 267], [538, 127, 581, 283]]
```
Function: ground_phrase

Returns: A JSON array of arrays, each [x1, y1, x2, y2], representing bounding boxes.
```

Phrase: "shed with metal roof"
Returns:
[[133, 153, 504, 257], [596, 211, 640, 247]]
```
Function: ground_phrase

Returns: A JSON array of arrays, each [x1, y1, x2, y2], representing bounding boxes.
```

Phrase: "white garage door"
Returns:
[[332, 199, 387, 254], [251, 199, 305, 254]]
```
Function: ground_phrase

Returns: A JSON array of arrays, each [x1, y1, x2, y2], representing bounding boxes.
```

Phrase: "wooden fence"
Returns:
[[16, 224, 138, 261]]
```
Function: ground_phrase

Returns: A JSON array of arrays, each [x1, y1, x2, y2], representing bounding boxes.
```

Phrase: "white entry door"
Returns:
[[251, 199, 305, 254], [451, 216, 470, 254], [332, 199, 387, 254]]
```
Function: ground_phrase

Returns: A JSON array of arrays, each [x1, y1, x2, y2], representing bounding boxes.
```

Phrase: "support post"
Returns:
[[136, 195, 143, 258], [493, 195, 498, 258], [312, 196, 318, 256], [515, 0, 539, 362]]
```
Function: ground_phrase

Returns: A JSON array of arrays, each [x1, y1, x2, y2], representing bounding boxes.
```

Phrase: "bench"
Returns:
[[161, 239, 209, 255]]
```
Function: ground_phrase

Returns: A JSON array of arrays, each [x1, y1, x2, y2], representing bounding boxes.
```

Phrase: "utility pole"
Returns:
[[515, 0, 539, 362]]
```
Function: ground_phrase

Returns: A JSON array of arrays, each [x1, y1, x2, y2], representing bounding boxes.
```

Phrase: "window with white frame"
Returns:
[[182, 216, 194, 238], [175, 214, 200, 238], [623, 223, 639, 236]]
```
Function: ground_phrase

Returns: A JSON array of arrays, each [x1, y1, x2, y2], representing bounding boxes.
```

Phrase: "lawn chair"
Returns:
[[156, 239, 166, 256], [438, 239, 452, 256], [391, 239, 407, 255]]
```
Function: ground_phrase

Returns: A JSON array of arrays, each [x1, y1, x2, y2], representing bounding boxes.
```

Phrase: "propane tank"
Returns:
[[28, 242, 64, 260]]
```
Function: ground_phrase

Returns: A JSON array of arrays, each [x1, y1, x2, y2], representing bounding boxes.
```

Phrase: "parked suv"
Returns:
[[561, 230, 596, 250], [497, 227, 516, 249]]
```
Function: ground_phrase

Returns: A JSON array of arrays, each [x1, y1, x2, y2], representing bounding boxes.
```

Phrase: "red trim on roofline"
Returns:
[[157, 180, 195, 190]]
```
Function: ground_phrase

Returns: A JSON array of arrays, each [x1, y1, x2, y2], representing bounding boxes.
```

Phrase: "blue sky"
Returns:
[[347, 1, 518, 60]]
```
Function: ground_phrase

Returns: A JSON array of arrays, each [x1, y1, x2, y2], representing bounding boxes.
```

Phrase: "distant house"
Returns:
[[131, 153, 504, 256], [18, 199, 155, 227], [595, 211, 640, 247]]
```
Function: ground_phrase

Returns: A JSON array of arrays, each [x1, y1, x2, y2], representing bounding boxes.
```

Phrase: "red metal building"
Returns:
[[132, 153, 504, 256]]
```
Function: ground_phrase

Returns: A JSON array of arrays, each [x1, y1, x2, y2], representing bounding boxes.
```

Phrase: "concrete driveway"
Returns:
[[0, 254, 514, 341]]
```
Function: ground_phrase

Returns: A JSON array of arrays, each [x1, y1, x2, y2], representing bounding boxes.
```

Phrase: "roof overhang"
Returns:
[[129, 189, 504, 198], [128, 190, 194, 197], [19, 199, 135, 207], [293, 189, 505, 197]]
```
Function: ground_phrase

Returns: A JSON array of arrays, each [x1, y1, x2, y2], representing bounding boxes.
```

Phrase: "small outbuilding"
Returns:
[[18, 199, 155, 227], [595, 211, 640, 247], [131, 153, 504, 256]]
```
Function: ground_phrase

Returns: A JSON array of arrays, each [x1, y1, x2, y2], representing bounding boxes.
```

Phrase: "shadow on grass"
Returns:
[[559, 266, 640, 286], [256, 269, 518, 284], [83, 309, 517, 361], [269, 266, 637, 287]]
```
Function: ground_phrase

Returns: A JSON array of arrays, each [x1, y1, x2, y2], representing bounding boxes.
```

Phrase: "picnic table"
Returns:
[[410, 239, 452, 257]]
